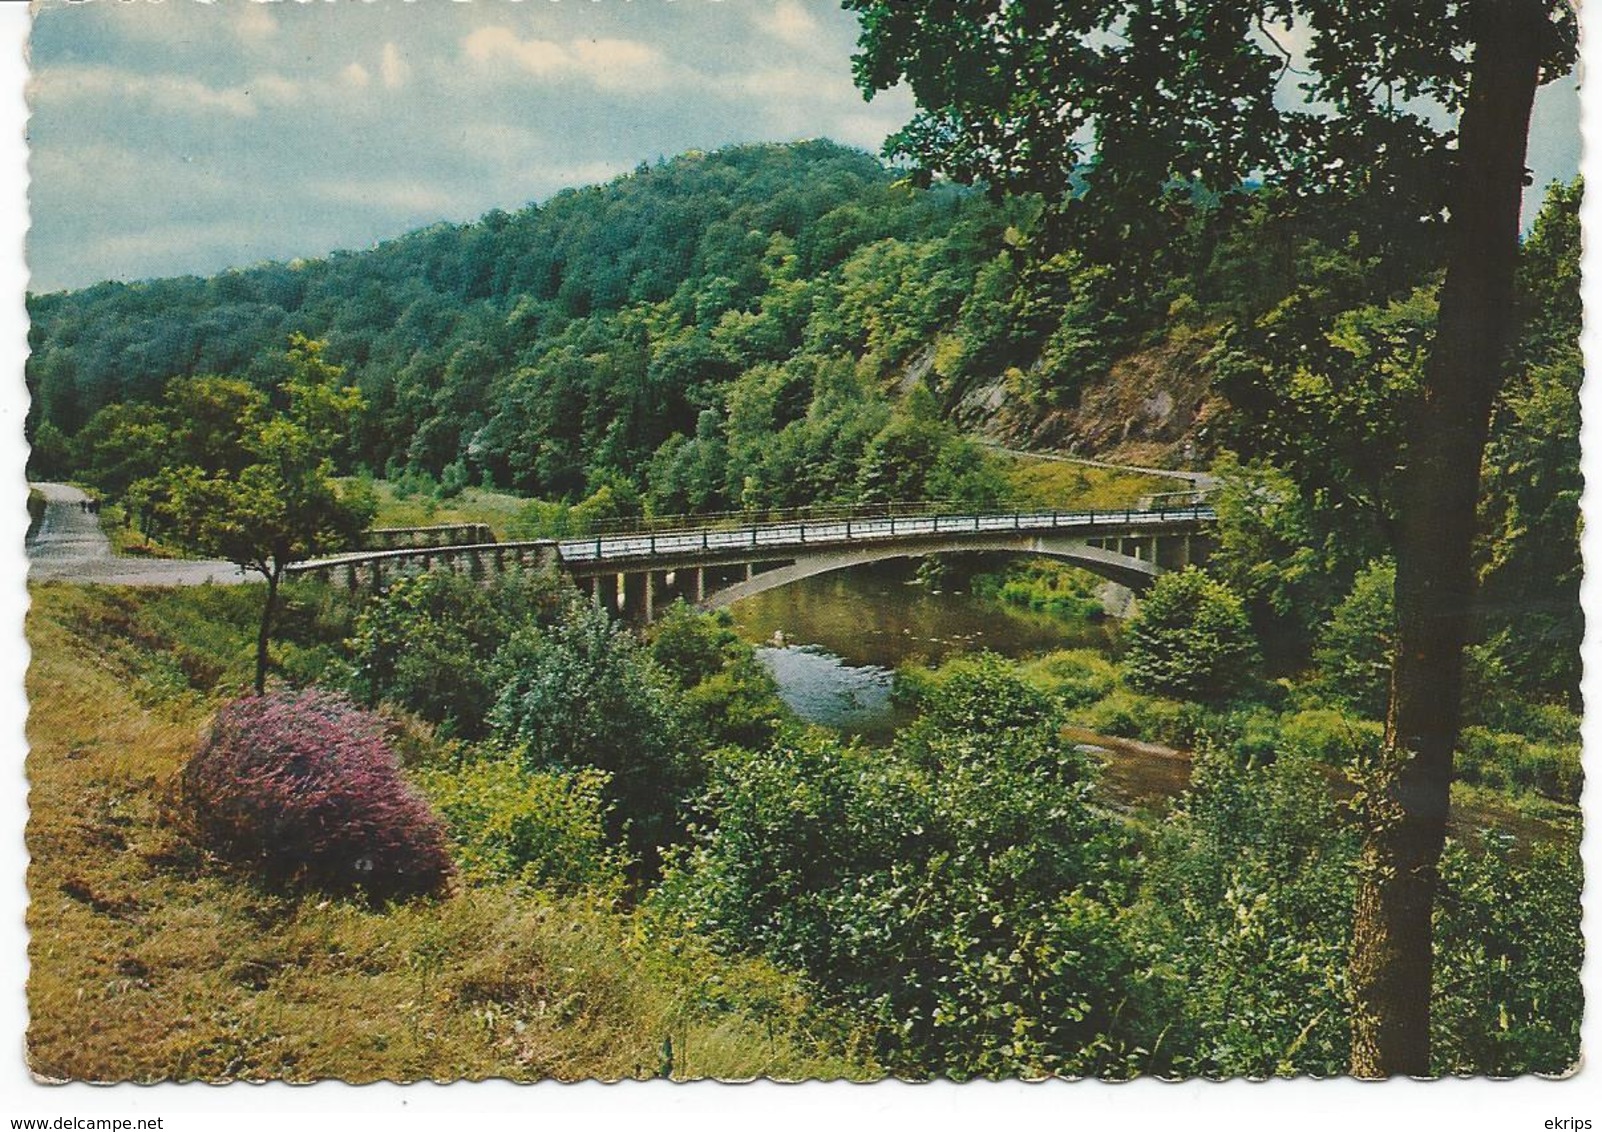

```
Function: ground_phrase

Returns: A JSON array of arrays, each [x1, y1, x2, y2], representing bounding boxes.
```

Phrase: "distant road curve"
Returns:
[[979, 443, 1218, 490], [26, 482, 246, 586]]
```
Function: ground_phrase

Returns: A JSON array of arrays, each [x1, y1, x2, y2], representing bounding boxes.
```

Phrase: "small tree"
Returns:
[[1315, 560, 1397, 720], [1124, 567, 1258, 703], [152, 337, 372, 692]]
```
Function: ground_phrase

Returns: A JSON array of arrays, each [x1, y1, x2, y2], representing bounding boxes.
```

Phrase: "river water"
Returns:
[[725, 558, 1115, 738]]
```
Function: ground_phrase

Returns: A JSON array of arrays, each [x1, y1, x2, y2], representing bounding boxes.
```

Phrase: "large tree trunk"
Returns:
[[1348, 0, 1546, 1078]]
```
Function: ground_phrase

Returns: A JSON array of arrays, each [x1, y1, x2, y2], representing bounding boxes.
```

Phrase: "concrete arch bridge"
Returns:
[[289, 503, 1215, 621]]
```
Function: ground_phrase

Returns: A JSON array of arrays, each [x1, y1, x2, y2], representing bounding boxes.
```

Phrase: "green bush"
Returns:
[[1019, 649, 1120, 709], [1456, 726, 1582, 804], [417, 758, 624, 893], [1130, 745, 1358, 1077], [1432, 836, 1582, 1075], [1313, 559, 1395, 720], [1124, 567, 1259, 703], [1277, 708, 1384, 767], [346, 567, 565, 739], [667, 663, 1146, 1078], [489, 601, 696, 871], [1077, 688, 1196, 747]]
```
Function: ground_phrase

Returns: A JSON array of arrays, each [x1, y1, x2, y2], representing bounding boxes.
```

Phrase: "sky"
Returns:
[[25, 0, 919, 293], [22, 1, 1585, 295]]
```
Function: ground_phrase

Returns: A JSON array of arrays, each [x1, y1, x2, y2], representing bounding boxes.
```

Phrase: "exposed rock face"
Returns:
[[953, 329, 1223, 468]]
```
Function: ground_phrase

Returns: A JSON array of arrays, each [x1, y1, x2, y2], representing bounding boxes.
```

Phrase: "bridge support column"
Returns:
[[1149, 535, 1159, 564], [1183, 534, 1192, 568], [615, 573, 626, 612], [745, 561, 754, 582], [695, 566, 705, 603], [644, 571, 655, 622]]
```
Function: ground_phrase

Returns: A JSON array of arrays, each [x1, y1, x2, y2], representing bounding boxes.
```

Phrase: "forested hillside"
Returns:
[[29, 140, 1582, 708]]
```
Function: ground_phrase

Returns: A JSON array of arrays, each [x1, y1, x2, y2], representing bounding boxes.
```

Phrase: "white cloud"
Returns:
[[31, 64, 258, 118], [310, 178, 459, 215], [234, 2, 279, 44], [759, 1, 820, 50], [342, 62, 371, 89], [380, 42, 410, 90], [460, 26, 666, 92]]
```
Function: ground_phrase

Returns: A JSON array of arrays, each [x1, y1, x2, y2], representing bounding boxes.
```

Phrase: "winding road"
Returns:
[[26, 482, 246, 586]]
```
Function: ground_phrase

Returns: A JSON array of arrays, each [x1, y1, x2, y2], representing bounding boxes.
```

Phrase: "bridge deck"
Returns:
[[555, 505, 1214, 568]]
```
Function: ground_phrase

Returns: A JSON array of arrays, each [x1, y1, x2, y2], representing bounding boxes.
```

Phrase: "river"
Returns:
[[725, 558, 1115, 738]]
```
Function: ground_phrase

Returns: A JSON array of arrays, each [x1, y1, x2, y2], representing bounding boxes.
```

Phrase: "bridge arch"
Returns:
[[700, 535, 1160, 612]]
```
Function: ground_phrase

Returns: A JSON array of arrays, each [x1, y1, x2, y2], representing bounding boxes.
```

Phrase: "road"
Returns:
[[979, 442, 1219, 489], [26, 482, 247, 586]]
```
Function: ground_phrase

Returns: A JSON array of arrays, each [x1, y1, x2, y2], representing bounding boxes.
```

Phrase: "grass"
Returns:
[[25, 583, 873, 1082], [352, 480, 537, 540], [1000, 454, 1171, 510]]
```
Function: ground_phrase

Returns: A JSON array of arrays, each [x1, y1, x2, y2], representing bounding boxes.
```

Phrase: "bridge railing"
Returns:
[[558, 503, 1215, 564], [361, 523, 497, 550]]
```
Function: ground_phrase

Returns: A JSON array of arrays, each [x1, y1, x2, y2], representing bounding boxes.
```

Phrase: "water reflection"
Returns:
[[729, 558, 1115, 735]]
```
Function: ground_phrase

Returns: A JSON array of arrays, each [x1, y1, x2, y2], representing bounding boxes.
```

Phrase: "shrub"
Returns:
[[1432, 836, 1582, 1075], [1456, 726, 1582, 804], [417, 758, 624, 893], [1077, 688, 1196, 747], [1313, 559, 1394, 720], [1277, 708, 1383, 767], [489, 601, 695, 870], [179, 689, 454, 902], [1019, 649, 1120, 709], [1124, 567, 1259, 703], [347, 567, 564, 739], [668, 669, 1142, 1078]]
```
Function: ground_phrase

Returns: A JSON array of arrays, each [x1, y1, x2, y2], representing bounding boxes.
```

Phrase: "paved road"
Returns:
[[979, 443, 1218, 489], [27, 482, 247, 586]]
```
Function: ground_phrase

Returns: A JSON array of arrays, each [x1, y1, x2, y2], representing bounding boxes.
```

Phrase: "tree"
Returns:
[[1123, 567, 1259, 704], [846, 0, 1576, 1075], [487, 601, 694, 872], [153, 337, 372, 692]]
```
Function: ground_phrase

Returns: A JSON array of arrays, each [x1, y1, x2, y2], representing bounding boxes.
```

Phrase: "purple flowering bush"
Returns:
[[180, 689, 453, 902]]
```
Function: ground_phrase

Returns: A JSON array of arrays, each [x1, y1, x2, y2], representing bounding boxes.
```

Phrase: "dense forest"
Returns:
[[25, 139, 1583, 1080], [28, 140, 1581, 706]]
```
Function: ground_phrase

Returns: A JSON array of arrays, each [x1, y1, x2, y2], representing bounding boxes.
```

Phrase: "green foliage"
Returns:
[[1205, 454, 1351, 666], [1277, 708, 1383, 768], [346, 567, 565, 739], [1016, 649, 1119, 709], [971, 560, 1104, 622], [488, 602, 695, 869], [647, 603, 788, 751], [1134, 745, 1358, 1077], [1313, 559, 1396, 720], [416, 758, 625, 894], [1123, 568, 1258, 704], [1431, 837, 1582, 1076], [667, 660, 1146, 1077], [1454, 726, 1581, 805]]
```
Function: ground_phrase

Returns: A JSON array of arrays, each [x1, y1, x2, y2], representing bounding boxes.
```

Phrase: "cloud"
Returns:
[[757, 1, 821, 50], [460, 26, 666, 92], [342, 62, 371, 89], [381, 42, 410, 90], [32, 63, 259, 118], [234, 2, 279, 44]]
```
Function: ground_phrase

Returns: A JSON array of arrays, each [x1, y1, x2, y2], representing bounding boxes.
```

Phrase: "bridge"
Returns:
[[287, 502, 1215, 620]]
